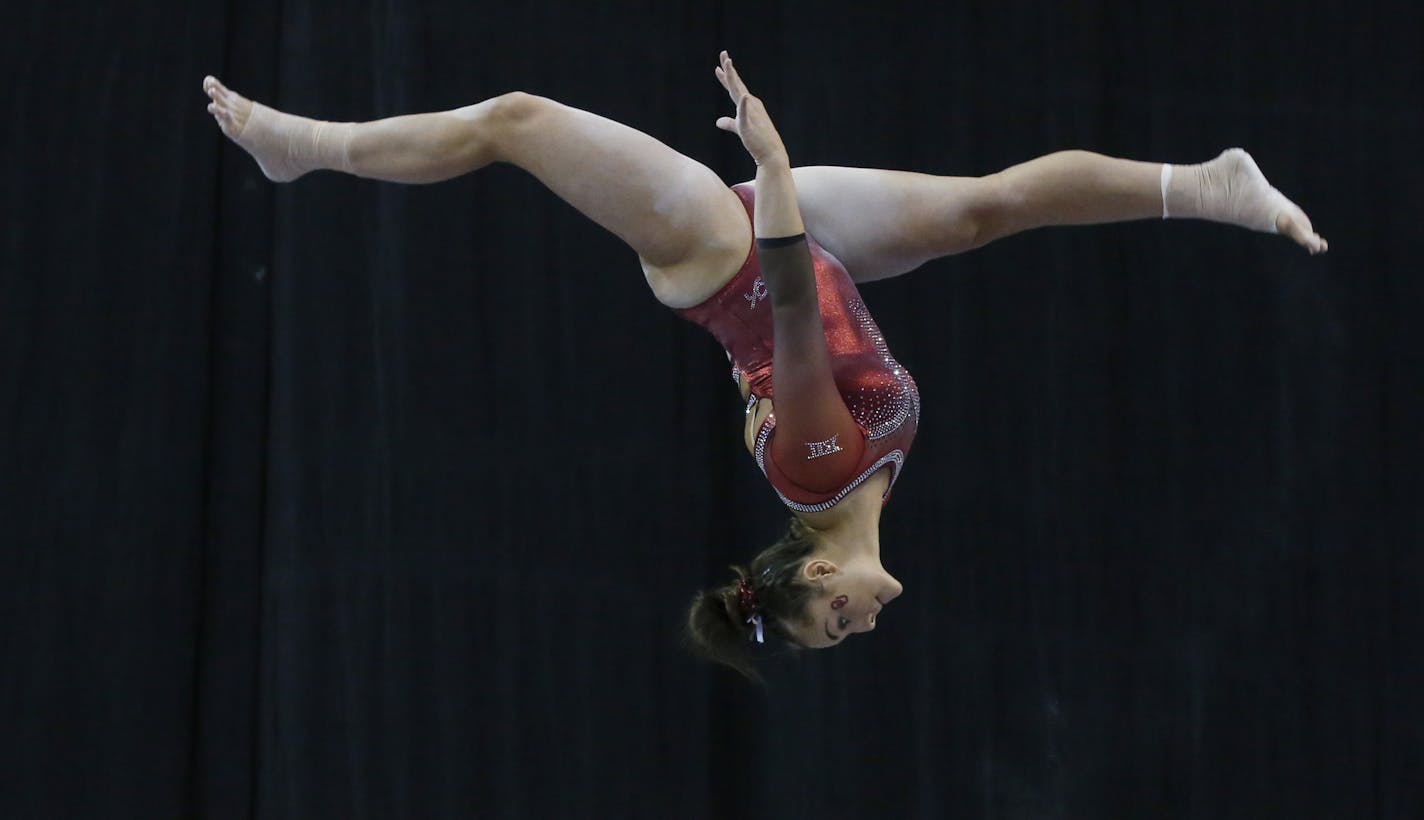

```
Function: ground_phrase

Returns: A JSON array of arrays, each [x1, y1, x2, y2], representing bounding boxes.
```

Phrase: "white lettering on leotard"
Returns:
[[743, 276, 768, 310], [805, 434, 844, 460]]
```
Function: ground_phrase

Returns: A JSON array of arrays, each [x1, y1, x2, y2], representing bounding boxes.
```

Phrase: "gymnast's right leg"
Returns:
[[202, 77, 749, 308]]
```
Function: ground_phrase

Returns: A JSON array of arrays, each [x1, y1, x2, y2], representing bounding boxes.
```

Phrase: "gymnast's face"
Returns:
[[792, 557, 904, 649]]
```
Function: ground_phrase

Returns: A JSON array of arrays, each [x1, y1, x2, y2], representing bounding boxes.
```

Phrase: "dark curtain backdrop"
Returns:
[[3, 1, 1421, 817]]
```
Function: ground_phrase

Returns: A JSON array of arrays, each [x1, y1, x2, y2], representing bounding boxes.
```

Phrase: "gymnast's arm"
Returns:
[[715, 52, 864, 492], [755, 182, 866, 491]]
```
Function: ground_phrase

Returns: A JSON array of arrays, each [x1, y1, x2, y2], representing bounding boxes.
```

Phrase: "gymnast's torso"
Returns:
[[677, 184, 920, 514]]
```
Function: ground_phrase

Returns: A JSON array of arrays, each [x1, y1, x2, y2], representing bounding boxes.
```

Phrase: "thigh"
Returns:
[[782, 165, 1006, 283], [496, 95, 750, 307]]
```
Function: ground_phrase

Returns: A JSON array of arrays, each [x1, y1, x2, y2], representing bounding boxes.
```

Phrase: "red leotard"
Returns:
[[676, 185, 920, 513]]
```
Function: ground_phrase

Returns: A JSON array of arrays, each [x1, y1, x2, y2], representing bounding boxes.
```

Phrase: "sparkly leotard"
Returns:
[[676, 184, 920, 512]]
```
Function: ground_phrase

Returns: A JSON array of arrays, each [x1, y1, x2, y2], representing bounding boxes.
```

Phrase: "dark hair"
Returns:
[[685, 517, 823, 681]]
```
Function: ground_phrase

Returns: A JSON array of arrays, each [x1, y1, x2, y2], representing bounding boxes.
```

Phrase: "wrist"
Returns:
[[755, 152, 791, 171]]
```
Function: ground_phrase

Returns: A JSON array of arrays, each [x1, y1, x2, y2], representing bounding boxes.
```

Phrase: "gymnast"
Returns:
[[202, 51, 1326, 679]]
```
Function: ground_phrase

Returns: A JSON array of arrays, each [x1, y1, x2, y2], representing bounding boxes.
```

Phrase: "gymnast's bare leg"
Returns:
[[201, 77, 749, 308], [787, 151, 1327, 284], [203, 76, 1325, 295]]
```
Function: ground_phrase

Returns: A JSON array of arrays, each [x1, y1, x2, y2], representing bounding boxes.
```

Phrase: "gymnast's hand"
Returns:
[[715, 51, 789, 168]]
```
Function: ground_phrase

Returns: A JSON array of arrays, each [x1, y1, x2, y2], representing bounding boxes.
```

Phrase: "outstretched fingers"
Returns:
[[714, 50, 755, 134], [715, 51, 750, 102], [711, 51, 789, 167]]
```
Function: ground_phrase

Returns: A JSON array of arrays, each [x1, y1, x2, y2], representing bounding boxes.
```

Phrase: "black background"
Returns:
[[3, 1, 1421, 817]]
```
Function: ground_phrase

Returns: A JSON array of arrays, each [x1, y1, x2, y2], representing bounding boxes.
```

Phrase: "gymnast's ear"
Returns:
[[802, 559, 838, 582]]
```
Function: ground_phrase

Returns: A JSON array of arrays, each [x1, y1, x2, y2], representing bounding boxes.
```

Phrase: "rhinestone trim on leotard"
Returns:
[[753, 415, 905, 513], [847, 297, 920, 440]]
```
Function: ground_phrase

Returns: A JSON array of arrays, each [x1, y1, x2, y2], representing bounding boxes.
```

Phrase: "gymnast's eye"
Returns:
[[837, 617, 849, 630]]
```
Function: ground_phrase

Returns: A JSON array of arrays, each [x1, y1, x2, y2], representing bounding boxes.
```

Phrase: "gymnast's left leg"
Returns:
[[788, 149, 1327, 284], [201, 76, 753, 305]]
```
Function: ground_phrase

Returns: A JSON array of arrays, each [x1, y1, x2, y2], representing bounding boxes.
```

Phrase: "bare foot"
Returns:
[[1273, 198, 1329, 256], [1204, 148, 1328, 255], [202, 75, 336, 182], [202, 76, 252, 140]]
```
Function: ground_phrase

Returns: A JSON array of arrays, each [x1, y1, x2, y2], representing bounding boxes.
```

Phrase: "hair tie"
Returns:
[[736, 577, 765, 644], [736, 576, 758, 615]]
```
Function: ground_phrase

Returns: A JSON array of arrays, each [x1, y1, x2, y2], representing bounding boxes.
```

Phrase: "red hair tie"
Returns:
[[736, 576, 758, 615], [739, 570, 772, 644]]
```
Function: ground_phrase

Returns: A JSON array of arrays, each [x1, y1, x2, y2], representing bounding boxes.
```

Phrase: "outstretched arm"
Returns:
[[715, 53, 864, 492]]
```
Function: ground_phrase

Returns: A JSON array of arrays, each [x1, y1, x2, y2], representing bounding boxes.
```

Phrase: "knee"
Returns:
[[482, 91, 548, 134], [488, 90, 543, 118], [452, 91, 548, 156], [965, 173, 1027, 249]]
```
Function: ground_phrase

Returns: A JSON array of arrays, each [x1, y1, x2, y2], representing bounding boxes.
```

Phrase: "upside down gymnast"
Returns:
[[202, 51, 1327, 679]]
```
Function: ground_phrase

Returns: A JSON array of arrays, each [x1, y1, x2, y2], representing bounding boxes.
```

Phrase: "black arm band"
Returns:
[[756, 233, 807, 250]]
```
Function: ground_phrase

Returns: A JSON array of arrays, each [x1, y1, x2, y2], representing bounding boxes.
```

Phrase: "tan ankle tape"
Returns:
[[1160, 164, 1172, 220], [311, 121, 354, 174]]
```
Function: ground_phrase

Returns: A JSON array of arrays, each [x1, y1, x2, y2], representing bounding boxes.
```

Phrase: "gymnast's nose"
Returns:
[[880, 576, 904, 604]]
